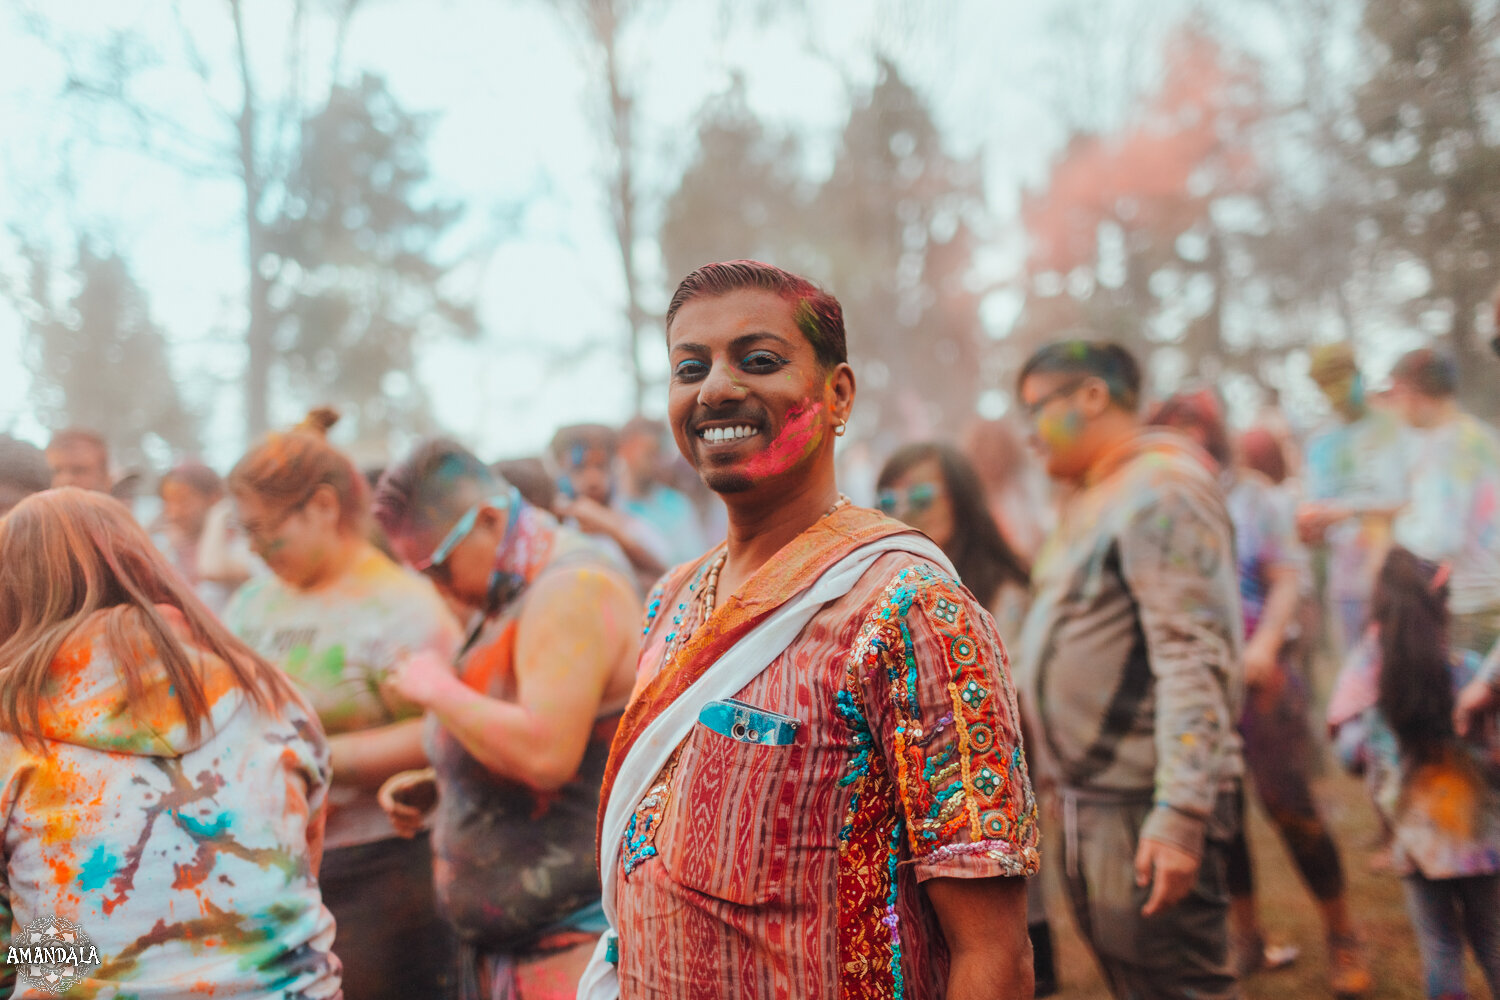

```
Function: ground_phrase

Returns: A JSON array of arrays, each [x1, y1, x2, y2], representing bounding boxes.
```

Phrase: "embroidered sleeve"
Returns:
[[853, 564, 1040, 881]]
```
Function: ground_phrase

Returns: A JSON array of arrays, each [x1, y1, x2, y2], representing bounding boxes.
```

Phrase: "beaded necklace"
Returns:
[[658, 494, 851, 666]]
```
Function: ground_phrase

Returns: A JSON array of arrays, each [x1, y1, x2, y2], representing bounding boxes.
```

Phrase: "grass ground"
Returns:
[[1042, 745, 1487, 998]]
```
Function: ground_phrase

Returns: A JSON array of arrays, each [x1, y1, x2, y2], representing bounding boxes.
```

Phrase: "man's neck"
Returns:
[[622, 472, 653, 501], [1338, 401, 1368, 424], [1423, 400, 1461, 428], [719, 474, 840, 591], [1079, 416, 1141, 487]]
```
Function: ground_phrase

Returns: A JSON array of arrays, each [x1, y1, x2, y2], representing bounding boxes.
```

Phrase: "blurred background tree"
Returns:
[[1349, 0, 1500, 417], [266, 72, 478, 454], [4, 0, 1500, 468], [14, 239, 198, 471]]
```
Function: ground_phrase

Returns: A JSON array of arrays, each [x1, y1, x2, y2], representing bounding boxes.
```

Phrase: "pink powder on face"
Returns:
[[741, 400, 825, 479]]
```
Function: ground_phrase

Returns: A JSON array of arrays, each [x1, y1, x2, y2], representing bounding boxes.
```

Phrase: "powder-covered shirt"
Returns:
[[1331, 636, 1500, 879], [226, 546, 461, 847], [1226, 471, 1309, 638], [1393, 413, 1500, 617], [610, 517, 1039, 1000], [0, 606, 340, 999], [1015, 431, 1244, 858], [1304, 408, 1410, 601]]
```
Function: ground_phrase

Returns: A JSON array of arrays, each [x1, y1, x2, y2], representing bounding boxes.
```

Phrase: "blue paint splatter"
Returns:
[[77, 844, 120, 890]]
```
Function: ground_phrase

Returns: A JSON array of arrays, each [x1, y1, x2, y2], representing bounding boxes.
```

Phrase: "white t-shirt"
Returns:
[[226, 546, 462, 847], [1394, 414, 1500, 616]]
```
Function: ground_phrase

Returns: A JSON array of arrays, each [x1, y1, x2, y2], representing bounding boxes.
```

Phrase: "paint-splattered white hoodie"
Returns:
[[0, 605, 342, 999]]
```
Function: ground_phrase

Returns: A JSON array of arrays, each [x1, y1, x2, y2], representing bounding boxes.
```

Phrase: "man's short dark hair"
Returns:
[[665, 260, 847, 369], [47, 428, 108, 462], [160, 461, 224, 500], [0, 435, 50, 495], [549, 424, 618, 468], [1017, 340, 1142, 412], [1391, 347, 1459, 399], [374, 438, 501, 540]]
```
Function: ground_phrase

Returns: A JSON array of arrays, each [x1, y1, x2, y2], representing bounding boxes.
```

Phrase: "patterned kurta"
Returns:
[[608, 509, 1039, 999]]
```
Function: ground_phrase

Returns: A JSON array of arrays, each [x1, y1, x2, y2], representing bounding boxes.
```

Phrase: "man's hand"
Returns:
[[382, 649, 459, 710], [378, 768, 438, 839], [1454, 678, 1499, 738], [1243, 633, 1286, 712], [1296, 502, 1344, 544], [556, 496, 621, 536], [1135, 836, 1201, 917]]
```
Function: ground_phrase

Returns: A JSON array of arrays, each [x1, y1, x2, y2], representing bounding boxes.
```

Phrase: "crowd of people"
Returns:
[[0, 259, 1498, 1000]]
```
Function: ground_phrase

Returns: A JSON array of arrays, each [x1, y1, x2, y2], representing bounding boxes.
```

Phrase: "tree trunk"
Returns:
[[602, 13, 647, 414], [231, 0, 273, 438]]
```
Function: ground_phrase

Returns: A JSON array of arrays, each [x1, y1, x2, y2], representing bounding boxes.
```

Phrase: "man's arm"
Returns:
[[1119, 489, 1241, 905], [926, 876, 1031, 1000], [383, 567, 637, 791]]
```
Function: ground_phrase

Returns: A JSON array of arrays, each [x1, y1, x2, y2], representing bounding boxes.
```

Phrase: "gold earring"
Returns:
[[834, 421, 848, 437]]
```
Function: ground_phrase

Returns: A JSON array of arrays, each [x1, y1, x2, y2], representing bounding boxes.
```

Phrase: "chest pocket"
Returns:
[[658, 721, 805, 906]]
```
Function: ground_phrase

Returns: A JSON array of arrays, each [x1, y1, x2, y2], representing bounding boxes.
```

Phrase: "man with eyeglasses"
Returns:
[[1012, 340, 1245, 1000], [368, 440, 640, 999]]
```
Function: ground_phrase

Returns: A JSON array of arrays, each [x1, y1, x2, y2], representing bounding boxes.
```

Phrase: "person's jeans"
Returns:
[[1403, 873, 1500, 998]]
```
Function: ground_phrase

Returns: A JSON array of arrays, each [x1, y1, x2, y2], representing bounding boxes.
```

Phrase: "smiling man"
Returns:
[[579, 261, 1039, 1000]]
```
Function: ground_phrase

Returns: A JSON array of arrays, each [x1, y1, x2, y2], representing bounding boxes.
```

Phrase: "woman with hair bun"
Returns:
[[226, 408, 462, 1000]]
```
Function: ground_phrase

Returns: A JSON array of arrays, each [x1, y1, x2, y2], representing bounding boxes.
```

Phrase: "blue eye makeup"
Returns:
[[741, 351, 789, 372], [673, 359, 710, 381]]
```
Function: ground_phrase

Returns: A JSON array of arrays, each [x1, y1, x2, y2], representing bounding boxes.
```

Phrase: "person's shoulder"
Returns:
[[530, 549, 639, 609], [851, 550, 976, 622], [1118, 439, 1226, 516], [1455, 413, 1500, 456], [223, 572, 278, 618]]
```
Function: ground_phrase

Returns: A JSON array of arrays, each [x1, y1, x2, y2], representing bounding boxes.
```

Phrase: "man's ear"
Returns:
[[476, 504, 508, 533], [829, 362, 857, 423], [1077, 377, 1113, 418]]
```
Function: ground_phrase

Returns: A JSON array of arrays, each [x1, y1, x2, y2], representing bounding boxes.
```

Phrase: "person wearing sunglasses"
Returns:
[[371, 439, 639, 1000], [877, 442, 1061, 996], [224, 407, 463, 1000]]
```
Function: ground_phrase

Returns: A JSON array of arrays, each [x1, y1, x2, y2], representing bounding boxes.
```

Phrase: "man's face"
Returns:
[[1387, 379, 1438, 428], [1019, 372, 1096, 481], [46, 443, 110, 492], [1314, 370, 1362, 419], [161, 480, 215, 537], [618, 431, 660, 484], [388, 504, 505, 610], [560, 445, 613, 505], [666, 288, 851, 496]]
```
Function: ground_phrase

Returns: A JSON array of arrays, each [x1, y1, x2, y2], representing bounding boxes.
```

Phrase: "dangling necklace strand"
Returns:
[[662, 493, 852, 665]]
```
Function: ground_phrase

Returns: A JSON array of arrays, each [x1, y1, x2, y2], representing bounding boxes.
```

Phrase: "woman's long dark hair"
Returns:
[[1373, 546, 1455, 765], [877, 443, 1030, 608]]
